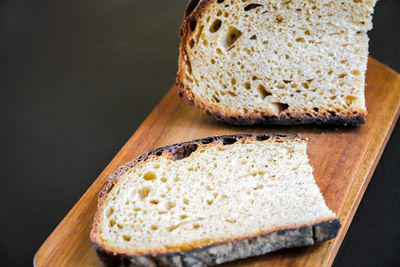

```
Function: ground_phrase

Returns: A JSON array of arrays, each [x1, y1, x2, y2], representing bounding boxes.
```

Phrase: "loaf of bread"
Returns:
[[177, 0, 377, 125], [90, 134, 340, 266]]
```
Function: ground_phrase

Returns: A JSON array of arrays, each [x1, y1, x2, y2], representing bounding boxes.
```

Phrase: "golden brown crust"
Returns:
[[176, 0, 366, 126], [90, 133, 309, 256]]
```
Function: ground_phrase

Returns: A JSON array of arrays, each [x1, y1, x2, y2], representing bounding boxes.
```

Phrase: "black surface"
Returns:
[[0, 1, 399, 266]]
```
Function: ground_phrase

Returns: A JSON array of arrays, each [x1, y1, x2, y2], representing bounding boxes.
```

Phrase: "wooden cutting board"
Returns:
[[34, 58, 400, 267]]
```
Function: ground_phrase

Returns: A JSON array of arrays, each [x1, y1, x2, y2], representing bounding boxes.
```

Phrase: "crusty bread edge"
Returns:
[[176, 0, 366, 126], [93, 219, 340, 267], [90, 134, 340, 266]]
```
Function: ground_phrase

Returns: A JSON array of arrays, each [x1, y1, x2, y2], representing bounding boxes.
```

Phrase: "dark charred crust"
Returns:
[[93, 243, 131, 266], [313, 219, 341, 243], [170, 143, 198, 160], [184, 0, 202, 18], [179, 0, 211, 39], [255, 134, 271, 141], [215, 112, 366, 126], [221, 136, 237, 145], [93, 220, 340, 266], [200, 137, 213, 144]]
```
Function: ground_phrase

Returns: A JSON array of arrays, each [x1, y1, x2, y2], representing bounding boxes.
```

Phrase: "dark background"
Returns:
[[0, 0, 399, 266]]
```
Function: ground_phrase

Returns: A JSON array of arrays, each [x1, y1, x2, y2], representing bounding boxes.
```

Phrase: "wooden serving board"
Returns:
[[35, 58, 400, 267]]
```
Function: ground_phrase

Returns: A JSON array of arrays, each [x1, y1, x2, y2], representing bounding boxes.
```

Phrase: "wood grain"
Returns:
[[34, 58, 400, 267]]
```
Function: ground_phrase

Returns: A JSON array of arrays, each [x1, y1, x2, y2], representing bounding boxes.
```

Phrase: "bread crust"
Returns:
[[91, 134, 340, 266], [176, 0, 366, 126], [93, 219, 340, 267]]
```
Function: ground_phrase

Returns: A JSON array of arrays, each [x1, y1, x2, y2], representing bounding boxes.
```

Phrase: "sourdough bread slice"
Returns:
[[177, 0, 377, 125], [91, 134, 340, 266]]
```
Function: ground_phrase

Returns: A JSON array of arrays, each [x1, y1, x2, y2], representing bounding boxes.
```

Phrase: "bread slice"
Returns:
[[177, 0, 377, 125], [91, 134, 340, 266]]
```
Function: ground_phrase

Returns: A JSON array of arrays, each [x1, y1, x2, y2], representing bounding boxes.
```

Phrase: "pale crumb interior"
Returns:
[[183, 0, 376, 116], [99, 139, 335, 251]]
